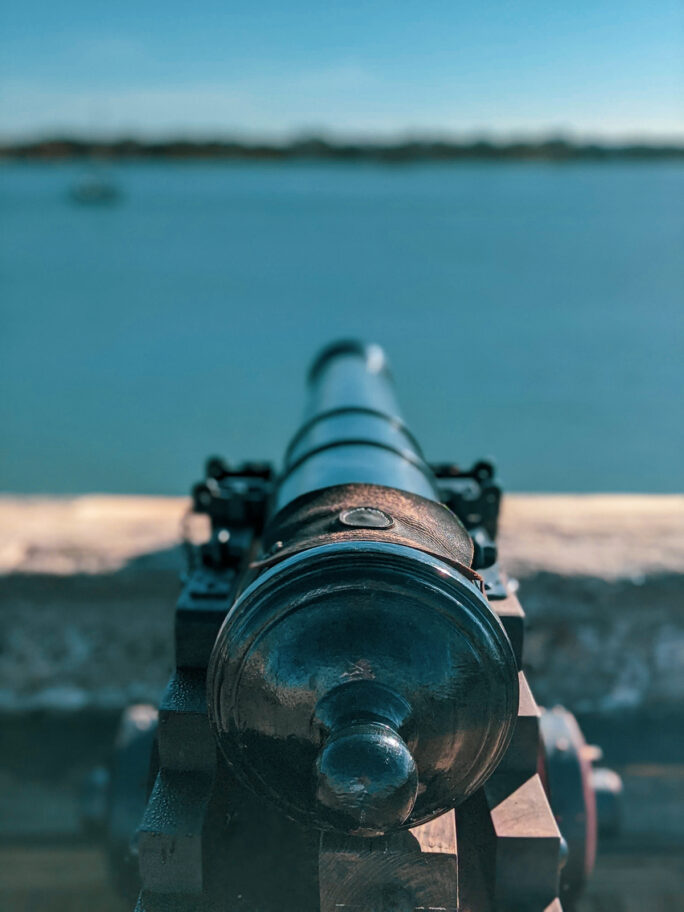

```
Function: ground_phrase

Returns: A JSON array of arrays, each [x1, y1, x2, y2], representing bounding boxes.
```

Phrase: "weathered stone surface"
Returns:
[[0, 495, 682, 715], [0, 496, 187, 576], [498, 496, 684, 715], [499, 495, 684, 581], [3, 494, 681, 579], [0, 496, 682, 910]]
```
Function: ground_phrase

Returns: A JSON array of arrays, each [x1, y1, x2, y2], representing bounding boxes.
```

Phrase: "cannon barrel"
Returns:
[[276, 340, 437, 508], [207, 342, 519, 836]]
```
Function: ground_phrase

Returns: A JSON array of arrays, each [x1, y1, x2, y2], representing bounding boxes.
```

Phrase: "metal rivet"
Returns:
[[339, 506, 394, 530]]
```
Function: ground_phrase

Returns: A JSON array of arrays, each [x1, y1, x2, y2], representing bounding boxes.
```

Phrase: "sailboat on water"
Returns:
[[70, 168, 122, 204], [69, 113, 123, 204]]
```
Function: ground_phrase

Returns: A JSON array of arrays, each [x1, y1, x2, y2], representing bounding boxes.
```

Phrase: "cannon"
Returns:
[[92, 341, 620, 911]]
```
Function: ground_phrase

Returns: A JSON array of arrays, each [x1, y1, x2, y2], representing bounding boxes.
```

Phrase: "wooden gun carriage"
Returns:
[[97, 342, 619, 911]]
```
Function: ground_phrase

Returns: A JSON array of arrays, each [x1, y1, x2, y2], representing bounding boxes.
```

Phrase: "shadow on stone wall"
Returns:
[[1, 548, 683, 910], [2, 547, 682, 723]]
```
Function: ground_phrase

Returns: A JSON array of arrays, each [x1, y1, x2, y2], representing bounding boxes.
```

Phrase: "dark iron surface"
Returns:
[[254, 483, 477, 580], [208, 541, 518, 835], [276, 341, 438, 508], [205, 342, 520, 835]]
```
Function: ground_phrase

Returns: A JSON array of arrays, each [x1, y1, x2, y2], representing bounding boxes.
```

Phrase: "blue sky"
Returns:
[[1, 1, 682, 140]]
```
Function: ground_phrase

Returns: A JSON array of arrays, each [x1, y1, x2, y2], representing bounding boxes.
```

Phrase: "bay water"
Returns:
[[1, 160, 682, 493]]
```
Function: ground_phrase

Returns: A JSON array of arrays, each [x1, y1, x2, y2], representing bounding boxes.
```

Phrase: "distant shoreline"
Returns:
[[2, 136, 684, 163]]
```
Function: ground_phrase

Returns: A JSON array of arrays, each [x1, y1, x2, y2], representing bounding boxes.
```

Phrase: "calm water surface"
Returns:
[[1, 161, 682, 493]]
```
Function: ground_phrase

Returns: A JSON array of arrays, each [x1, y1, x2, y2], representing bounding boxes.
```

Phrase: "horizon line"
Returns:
[[2, 126, 684, 147], [3, 133, 684, 163]]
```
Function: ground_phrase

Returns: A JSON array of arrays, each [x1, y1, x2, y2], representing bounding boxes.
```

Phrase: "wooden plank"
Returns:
[[411, 810, 457, 855], [319, 810, 458, 911], [138, 770, 213, 895], [498, 672, 542, 777], [484, 773, 562, 911], [492, 590, 525, 668]]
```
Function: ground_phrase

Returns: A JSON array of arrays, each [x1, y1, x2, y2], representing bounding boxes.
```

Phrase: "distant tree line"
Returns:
[[2, 136, 683, 162]]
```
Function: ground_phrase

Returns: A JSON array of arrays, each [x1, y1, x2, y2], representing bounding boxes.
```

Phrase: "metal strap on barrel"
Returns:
[[280, 437, 436, 488], [283, 405, 426, 465]]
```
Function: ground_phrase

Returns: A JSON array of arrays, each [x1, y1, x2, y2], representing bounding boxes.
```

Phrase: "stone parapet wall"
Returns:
[[1, 495, 682, 716]]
